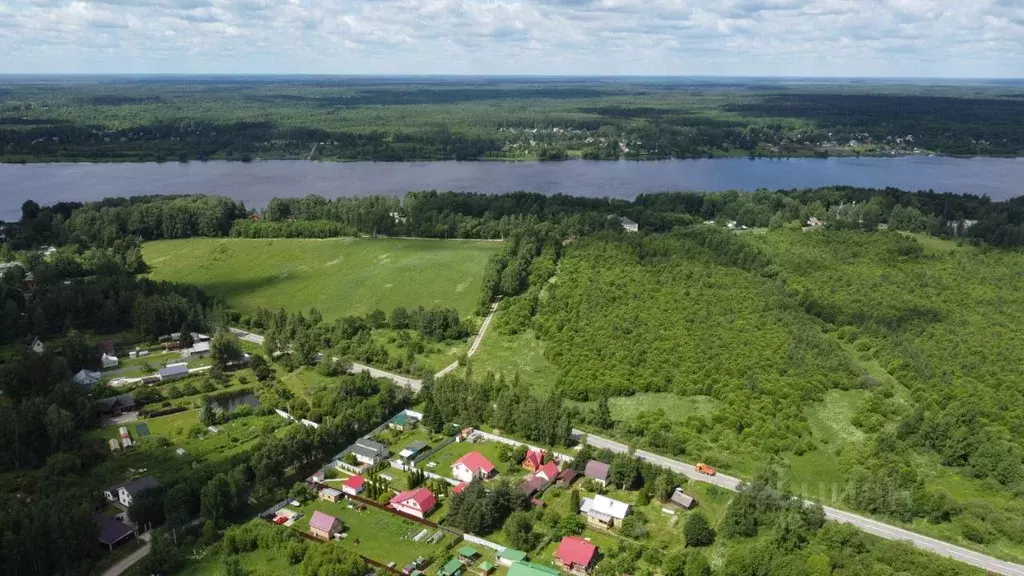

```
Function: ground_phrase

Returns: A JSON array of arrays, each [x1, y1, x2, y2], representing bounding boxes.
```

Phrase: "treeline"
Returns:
[[480, 222, 563, 319], [12, 186, 1024, 248], [423, 371, 574, 447], [728, 93, 1024, 156], [0, 274, 213, 345]]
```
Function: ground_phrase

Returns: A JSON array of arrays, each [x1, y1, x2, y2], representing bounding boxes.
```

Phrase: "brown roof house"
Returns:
[[583, 460, 610, 487], [308, 511, 341, 540]]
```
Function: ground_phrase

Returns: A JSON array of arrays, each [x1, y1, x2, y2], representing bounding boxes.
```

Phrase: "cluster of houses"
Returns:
[[94, 476, 162, 551], [308, 419, 702, 575]]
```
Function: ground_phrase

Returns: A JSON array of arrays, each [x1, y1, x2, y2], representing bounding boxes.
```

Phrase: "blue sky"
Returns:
[[1, 0, 1022, 77]]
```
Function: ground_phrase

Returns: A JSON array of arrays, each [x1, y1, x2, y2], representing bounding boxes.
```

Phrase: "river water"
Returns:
[[2, 156, 1022, 221]]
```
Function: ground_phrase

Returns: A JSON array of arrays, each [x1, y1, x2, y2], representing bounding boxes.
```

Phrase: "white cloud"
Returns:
[[0, 0, 1021, 76]]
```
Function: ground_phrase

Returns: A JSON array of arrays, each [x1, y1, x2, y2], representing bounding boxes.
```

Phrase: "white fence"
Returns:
[[389, 459, 458, 486], [462, 533, 506, 553]]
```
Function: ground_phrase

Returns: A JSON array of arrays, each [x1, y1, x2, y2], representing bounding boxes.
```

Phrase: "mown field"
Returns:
[[143, 237, 502, 319]]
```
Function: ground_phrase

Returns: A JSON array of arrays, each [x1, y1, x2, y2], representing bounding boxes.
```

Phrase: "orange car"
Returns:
[[695, 463, 717, 476]]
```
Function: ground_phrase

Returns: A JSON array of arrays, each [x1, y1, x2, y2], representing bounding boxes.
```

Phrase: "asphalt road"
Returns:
[[575, 429, 1024, 576]]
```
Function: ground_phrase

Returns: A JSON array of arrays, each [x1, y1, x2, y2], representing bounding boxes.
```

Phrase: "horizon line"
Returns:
[[0, 73, 1022, 82]]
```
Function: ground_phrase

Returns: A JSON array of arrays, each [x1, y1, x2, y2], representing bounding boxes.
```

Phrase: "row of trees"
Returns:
[[423, 371, 574, 448]]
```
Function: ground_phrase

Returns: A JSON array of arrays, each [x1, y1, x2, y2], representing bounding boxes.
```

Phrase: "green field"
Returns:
[[466, 325, 558, 395], [143, 237, 503, 319], [425, 439, 518, 480]]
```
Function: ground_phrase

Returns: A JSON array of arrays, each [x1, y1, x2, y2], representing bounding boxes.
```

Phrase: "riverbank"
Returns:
[[4, 148, 1021, 165]]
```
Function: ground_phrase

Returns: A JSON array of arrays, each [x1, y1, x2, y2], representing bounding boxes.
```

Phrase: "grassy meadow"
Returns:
[[143, 237, 503, 319]]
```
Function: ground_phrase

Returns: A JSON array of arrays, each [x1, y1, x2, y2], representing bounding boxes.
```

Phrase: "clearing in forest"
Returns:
[[143, 237, 502, 319]]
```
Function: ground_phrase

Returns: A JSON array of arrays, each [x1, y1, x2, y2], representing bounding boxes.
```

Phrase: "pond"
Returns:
[[212, 391, 258, 413]]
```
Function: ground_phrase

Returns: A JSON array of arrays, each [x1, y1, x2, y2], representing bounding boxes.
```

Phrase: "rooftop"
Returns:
[[584, 460, 610, 481], [554, 536, 597, 567], [580, 494, 629, 520], [309, 510, 338, 532], [454, 451, 495, 474]]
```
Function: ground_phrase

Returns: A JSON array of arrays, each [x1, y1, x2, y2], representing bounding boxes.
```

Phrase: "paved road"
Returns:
[[574, 429, 1024, 576], [100, 533, 152, 576], [229, 327, 264, 345]]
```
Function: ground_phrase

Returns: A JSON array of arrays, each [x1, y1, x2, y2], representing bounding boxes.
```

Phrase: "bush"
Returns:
[[959, 515, 995, 544]]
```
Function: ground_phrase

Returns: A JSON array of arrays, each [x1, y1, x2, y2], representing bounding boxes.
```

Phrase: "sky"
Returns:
[[1, 0, 1022, 77]]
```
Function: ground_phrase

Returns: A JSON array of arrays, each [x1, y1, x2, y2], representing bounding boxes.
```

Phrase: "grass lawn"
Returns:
[[177, 546, 295, 576], [143, 237, 502, 319], [425, 439, 521, 480], [86, 411, 291, 488], [292, 498, 454, 568], [372, 329, 467, 374], [279, 366, 340, 400], [466, 326, 557, 395]]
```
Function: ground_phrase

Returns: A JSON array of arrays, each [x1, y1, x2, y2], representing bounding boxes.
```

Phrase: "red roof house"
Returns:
[[342, 474, 365, 496], [451, 481, 470, 495], [554, 536, 598, 574], [451, 451, 496, 483], [389, 487, 437, 519], [536, 461, 560, 483], [522, 449, 544, 471]]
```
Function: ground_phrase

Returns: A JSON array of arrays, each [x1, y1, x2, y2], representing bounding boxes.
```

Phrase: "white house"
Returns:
[[579, 494, 630, 528], [619, 217, 639, 233], [102, 353, 119, 369], [105, 476, 161, 508], [451, 451, 496, 483], [30, 336, 45, 354], [388, 488, 437, 519]]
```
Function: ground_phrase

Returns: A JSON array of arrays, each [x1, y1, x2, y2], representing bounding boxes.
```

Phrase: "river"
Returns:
[[2, 156, 1023, 221]]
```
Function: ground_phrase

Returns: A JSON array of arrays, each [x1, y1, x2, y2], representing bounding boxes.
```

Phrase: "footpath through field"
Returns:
[[229, 301, 499, 391], [574, 429, 1024, 576]]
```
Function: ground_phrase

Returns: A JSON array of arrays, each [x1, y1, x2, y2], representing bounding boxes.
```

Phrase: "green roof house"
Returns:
[[458, 546, 481, 561], [497, 549, 528, 567], [476, 561, 495, 574], [439, 558, 464, 576], [508, 562, 561, 576]]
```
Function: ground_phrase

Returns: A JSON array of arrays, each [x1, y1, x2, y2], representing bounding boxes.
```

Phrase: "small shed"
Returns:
[[439, 558, 464, 576], [458, 546, 480, 562], [669, 488, 695, 509], [476, 561, 496, 574], [497, 549, 527, 567], [319, 487, 343, 503]]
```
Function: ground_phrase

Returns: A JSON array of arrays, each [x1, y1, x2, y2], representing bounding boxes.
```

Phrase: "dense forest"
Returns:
[[1, 78, 1021, 162], [510, 227, 1024, 558]]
